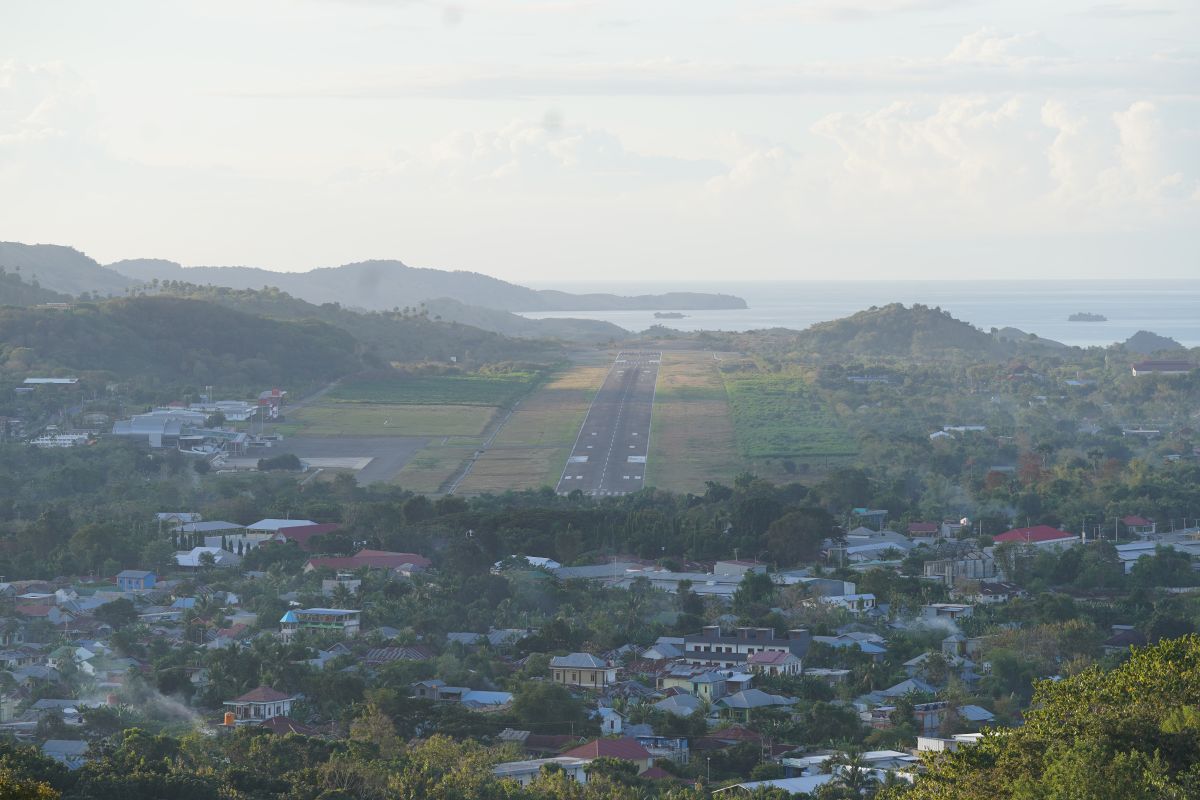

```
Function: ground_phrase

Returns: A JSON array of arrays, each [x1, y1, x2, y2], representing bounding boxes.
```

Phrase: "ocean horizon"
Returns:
[[522, 279, 1200, 348]]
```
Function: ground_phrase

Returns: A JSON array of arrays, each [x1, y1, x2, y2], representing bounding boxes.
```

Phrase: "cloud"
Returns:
[[945, 28, 1066, 66], [1081, 2, 1177, 18], [0, 60, 94, 148], [215, 28, 1194, 99], [365, 118, 723, 187], [744, 0, 968, 23], [699, 94, 1197, 236]]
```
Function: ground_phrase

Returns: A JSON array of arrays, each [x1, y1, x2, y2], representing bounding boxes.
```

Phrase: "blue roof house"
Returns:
[[116, 570, 155, 592]]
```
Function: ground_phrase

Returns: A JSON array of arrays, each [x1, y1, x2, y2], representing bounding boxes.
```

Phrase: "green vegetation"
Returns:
[[892, 635, 1200, 800], [329, 369, 540, 408], [0, 296, 363, 395], [722, 368, 857, 460], [0, 268, 72, 307], [287, 403, 495, 437]]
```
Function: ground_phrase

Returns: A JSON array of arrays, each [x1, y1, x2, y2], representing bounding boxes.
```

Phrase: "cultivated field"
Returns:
[[646, 351, 745, 493], [722, 369, 857, 461], [454, 362, 610, 492]]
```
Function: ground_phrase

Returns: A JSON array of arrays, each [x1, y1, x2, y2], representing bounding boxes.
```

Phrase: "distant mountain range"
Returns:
[[0, 242, 742, 342], [0, 243, 744, 313]]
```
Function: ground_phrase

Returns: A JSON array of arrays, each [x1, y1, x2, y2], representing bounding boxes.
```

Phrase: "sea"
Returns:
[[521, 280, 1200, 348]]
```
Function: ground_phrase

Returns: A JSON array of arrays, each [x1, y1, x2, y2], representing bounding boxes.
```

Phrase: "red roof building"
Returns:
[[304, 549, 431, 574], [273, 523, 341, 551], [562, 738, 653, 770], [908, 522, 939, 536], [994, 525, 1076, 545], [259, 716, 321, 736]]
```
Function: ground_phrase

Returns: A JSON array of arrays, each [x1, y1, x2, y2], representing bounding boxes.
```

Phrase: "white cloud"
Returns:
[[0, 61, 93, 148], [379, 119, 722, 186], [217, 27, 1195, 99], [945, 28, 1065, 66]]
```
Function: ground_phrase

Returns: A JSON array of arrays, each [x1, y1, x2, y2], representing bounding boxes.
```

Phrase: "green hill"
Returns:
[[794, 303, 1008, 358], [145, 282, 564, 364], [110, 257, 746, 312], [0, 296, 363, 390], [0, 242, 134, 297], [421, 296, 627, 343], [0, 268, 73, 307]]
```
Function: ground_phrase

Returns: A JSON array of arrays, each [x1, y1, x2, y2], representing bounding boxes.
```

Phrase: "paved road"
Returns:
[[268, 435, 430, 485], [556, 351, 660, 496]]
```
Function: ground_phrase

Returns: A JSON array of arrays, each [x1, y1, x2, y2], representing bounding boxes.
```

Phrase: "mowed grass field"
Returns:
[[286, 403, 495, 437], [722, 369, 857, 460], [393, 445, 477, 494], [646, 351, 745, 493], [456, 362, 611, 492], [328, 371, 537, 407]]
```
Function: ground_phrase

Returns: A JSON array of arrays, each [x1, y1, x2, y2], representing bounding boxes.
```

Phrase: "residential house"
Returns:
[[632, 734, 689, 765], [718, 689, 797, 723], [660, 666, 728, 702], [923, 551, 997, 586], [549, 653, 617, 689], [115, 570, 155, 592], [818, 593, 877, 613], [224, 686, 295, 724], [493, 757, 591, 787], [493, 555, 562, 572], [279, 608, 361, 643], [41, 740, 89, 770], [562, 738, 654, 774], [1102, 625, 1149, 655], [1130, 360, 1194, 377], [175, 547, 241, 569], [681, 626, 810, 670], [993, 525, 1077, 550], [653, 693, 704, 718], [271, 523, 342, 551], [303, 549, 431, 575], [963, 581, 1026, 604], [922, 603, 974, 621], [1122, 516, 1156, 536], [747, 650, 802, 676], [599, 707, 624, 735]]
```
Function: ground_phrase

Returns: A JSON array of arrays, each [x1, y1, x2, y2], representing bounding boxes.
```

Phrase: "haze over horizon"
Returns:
[[3, 0, 1197, 282]]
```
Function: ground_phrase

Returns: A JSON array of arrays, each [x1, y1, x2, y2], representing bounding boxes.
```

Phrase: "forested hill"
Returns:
[[0, 297, 364, 389], [0, 242, 133, 296], [790, 303, 1011, 358], [108, 257, 747, 312], [0, 268, 73, 306], [147, 283, 566, 362]]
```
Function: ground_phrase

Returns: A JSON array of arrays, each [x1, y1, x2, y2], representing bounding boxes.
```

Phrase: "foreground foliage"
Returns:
[[891, 635, 1200, 800]]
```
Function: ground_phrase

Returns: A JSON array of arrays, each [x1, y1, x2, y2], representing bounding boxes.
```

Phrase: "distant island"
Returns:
[[1069, 312, 1107, 322], [654, 311, 687, 319]]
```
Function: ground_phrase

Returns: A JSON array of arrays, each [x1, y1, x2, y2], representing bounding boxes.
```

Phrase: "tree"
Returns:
[[732, 571, 776, 618], [95, 599, 138, 629], [764, 508, 835, 566], [511, 682, 587, 732], [886, 635, 1200, 800], [0, 768, 58, 800]]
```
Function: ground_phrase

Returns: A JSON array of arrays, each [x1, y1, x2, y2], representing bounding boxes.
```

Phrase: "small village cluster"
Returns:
[[0, 507, 1190, 795]]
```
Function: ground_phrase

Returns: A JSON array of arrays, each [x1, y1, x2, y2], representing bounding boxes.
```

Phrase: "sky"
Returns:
[[1, 0, 1197, 282]]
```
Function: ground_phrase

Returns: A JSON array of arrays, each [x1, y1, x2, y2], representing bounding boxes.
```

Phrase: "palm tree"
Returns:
[[832, 749, 878, 797]]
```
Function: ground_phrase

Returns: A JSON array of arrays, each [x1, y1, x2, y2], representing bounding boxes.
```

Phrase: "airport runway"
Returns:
[[556, 351, 660, 496]]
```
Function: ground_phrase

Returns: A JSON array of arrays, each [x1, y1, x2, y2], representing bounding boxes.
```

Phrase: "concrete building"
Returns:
[[280, 608, 361, 642], [223, 686, 295, 724], [549, 653, 617, 689], [682, 625, 810, 670]]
